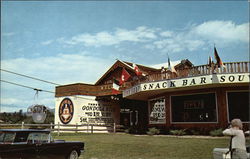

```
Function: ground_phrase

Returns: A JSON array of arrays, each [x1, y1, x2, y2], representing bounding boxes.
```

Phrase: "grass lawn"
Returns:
[[54, 133, 238, 159]]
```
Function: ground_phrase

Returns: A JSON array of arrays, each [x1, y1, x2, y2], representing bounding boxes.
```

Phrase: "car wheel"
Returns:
[[67, 150, 79, 159]]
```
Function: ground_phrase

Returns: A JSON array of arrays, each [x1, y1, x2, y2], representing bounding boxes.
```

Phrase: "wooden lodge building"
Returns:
[[55, 60, 250, 133]]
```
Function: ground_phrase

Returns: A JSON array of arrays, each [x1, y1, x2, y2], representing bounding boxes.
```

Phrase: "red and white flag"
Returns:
[[112, 79, 120, 94], [214, 47, 225, 68], [132, 63, 142, 76], [119, 68, 131, 85]]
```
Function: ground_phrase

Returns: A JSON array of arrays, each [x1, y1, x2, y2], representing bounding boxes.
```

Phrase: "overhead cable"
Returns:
[[0, 79, 55, 94], [0, 69, 60, 85]]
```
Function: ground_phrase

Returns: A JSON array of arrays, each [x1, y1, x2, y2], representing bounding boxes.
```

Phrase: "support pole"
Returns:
[[113, 123, 116, 133], [21, 122, 24, 129]]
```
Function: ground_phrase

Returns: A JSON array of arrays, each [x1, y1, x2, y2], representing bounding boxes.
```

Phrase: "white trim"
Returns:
[[226, 90, 250, 123], [170, 92, 218, 124], [169, 122, 219, 124], [148, 96, 166, 125]]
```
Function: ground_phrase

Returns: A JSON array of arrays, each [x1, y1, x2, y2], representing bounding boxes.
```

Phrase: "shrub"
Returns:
[[147, 127, 160, 135], [209, 128, 223, 137], [125, 127, 136, 134], [190, 130, 200, 135], [170, 129, 186, 136]]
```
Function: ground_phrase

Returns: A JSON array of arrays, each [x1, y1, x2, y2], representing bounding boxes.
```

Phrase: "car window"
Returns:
[[27, 133, 50, 144], [0, 132, 16, 143], [15, 132, 29, 142], [0, 132, 4, 142]]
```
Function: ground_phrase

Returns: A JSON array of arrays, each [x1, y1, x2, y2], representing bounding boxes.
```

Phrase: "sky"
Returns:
[[1, 1, 249, 112]]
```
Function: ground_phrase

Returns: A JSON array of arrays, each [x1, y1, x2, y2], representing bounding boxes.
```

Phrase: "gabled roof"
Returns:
[[174, 59, 193, 68], [122, 61, 161, 72], [149, 60, 181, 69], [95, 60, 159, 85]]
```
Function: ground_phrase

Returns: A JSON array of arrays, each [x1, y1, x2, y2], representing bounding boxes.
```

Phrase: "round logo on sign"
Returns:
[[59, 98, 74, 124]]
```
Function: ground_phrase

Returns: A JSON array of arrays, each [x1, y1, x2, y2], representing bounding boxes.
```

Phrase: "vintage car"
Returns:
[[0, 129, 84, 159]]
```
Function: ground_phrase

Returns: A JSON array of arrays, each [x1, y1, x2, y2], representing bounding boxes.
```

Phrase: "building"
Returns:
[[55, 60, 249, 133]]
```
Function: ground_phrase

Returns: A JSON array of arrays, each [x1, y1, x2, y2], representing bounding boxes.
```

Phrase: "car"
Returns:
[[0, 129, 84, 159]]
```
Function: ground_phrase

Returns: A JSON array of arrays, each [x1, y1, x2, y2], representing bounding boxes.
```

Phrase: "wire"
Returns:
[[0, 69, 60, 85], [0, 79, 55, 94]]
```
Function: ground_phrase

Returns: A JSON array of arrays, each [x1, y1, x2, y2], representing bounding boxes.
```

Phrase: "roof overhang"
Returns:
[[123, 72, 250, 100]]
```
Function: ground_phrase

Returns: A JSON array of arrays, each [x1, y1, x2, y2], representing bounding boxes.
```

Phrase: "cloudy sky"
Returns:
[[1, 1, 249, 112]]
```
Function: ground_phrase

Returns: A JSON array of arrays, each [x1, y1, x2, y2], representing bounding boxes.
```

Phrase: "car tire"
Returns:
[[67, 150, 79, 159]]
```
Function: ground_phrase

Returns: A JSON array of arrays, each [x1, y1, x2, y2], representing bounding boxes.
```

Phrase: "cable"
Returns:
[[0, 69, 60, 85], [0, 79, 55, 94]]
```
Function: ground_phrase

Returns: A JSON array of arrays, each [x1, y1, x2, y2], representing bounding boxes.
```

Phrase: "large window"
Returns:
[[227, 91, 249, 122], [148, 98, 166, 124], [171, 93, 217, 122]]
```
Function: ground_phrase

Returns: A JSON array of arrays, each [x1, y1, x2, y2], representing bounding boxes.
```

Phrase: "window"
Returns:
[[27, 133, 50, 144], [171, 93, 217, 122], [227, 91, 249, 122], [148, 98, 166, 124], [0, 132, 4, 142], [15, 132, 29, 142], [0, 132, 16, 143]]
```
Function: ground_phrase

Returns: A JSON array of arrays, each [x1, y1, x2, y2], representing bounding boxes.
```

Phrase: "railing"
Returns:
[[0, 122, 125, 135], [189, 61, 250, 76], [143, 61, 250, 83]]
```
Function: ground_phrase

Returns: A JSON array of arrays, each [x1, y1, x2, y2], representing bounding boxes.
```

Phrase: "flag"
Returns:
[[214, 47, 225, 68], [132, 63, 142, 76], [208, 56, 213, 67], [167, 56, 177, 74], [119, 68, 131, 85], [112, 79, 120, 94]]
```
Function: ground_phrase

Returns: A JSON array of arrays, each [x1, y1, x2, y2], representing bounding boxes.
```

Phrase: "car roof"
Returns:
[[0, 129, 50, 133]]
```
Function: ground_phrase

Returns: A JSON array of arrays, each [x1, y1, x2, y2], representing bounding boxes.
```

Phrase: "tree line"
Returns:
[[0, 110, 54, 124]]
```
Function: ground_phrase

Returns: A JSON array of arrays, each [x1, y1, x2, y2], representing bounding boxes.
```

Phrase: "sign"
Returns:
[[59, 98, 74, 124], [184, 100, 204, 109], [56, 96, 116, 125], [79, 102, 114, 124], [123, 73, 250, 97], [149, 98, 166, 124]]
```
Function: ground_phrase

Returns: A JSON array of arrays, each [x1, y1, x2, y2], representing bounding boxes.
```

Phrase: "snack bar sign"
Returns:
[[123, 73, 249, 97]]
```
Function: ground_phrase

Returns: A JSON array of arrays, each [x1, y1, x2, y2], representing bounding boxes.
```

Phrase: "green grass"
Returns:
[[53, 133, 240, 159]]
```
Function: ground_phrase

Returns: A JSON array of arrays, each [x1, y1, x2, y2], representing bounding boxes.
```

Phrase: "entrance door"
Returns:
[[120, 109, 131, 129], [130, 110, 138, 126], [120, 99, 148, 133]]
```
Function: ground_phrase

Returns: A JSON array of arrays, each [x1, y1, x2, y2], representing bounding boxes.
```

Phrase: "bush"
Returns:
[[125, 127, 136, 134], [170, 129, 186, 136], [209, 128, 223, 137], [147, 127, 160, 135], [190, 130, 200, 135]]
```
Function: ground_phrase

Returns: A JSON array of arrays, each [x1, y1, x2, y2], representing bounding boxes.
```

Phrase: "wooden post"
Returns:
[[75, 123, 78, 133], [87, 121, 89, 133], [57, 122, 60, 136], [113, 123, 116, 133], [21, 122, 24, 129], [91, 125, 93, 134]]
